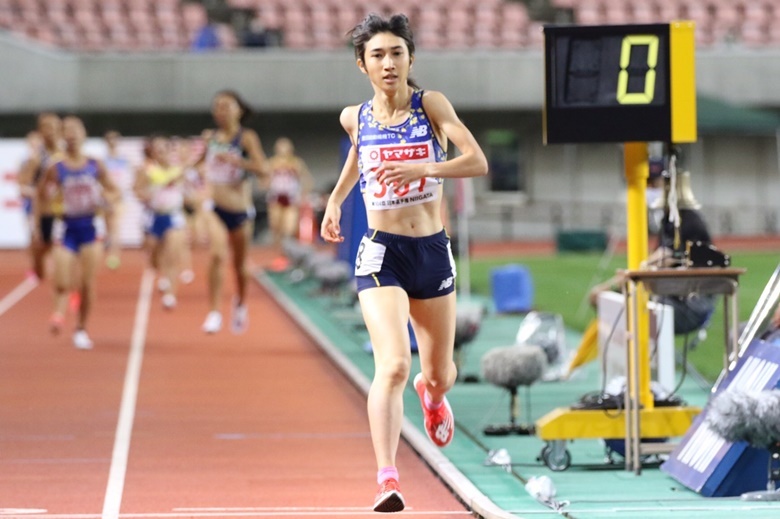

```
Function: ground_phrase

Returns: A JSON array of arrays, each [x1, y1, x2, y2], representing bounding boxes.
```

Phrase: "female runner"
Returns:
[[37, 116, 120, 349], [197, 91, 267, 334], [320, 13, 488, 513]]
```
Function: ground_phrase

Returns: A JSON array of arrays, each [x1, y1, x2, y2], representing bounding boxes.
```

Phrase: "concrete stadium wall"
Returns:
[[3, 32, 780, 113]]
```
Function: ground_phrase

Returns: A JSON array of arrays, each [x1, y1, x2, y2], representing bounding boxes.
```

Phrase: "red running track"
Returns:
[[0, 248, 469, 518]]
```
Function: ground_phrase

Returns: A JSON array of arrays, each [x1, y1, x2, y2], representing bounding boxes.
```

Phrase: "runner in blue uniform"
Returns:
[[320, 13, 488, 513], [36, 116, 120, 350], [196, 91, 267, 334]]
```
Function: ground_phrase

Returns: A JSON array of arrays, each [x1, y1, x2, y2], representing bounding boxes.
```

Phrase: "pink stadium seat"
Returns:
[[57, 24, 80, 49], [310, 5, 334, 28], [283, 6, 309, 33], [336, 6, 361, 34], [498, 26, 526, 48], [605, 3, 632, 25], [694, 23, 714, 47], [312, 28, 344, 50], [416, 28, 444, 50], [768, 23, 780, 46], [125, 0, 153, 11], [102, 10, 126, 34], [743, 2, 769, 24], [739, 22, 767, 48], [158, 27, 184, 50], [473, 27, 497, 49], [525, 21, 545, 48], [417, 7, 442, 36], [229, 0, 256, 8], [74, 9, 101, 32], [502, 2, 530, 27], [260, 9, 283, 31], [575, 0, 604, 25], [128, 9, 154, 32], [182, 3, 208, 32], [82, 29, 108, 52], [474, 4, 498, 31], [445, 30, 472, 50], [46, 5, 69, 27], [657, 0, 681, 22], [100, 0, 123, 11], [447, 7, 472, 33], [282, 28, 311, 50], [632, 2, 662, 24], [106, 24, 132, 47], [156, 8, 180, 30], [17, 3, 42, 25]]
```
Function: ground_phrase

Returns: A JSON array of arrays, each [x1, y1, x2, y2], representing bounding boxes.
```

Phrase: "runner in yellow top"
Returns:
[[134, 135, 187, 310]]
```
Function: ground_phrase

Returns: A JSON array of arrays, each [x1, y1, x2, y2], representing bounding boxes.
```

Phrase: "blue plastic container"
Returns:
[[491, 264, 533, 313]]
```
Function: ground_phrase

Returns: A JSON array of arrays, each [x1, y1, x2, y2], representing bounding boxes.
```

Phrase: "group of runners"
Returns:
[[18, 91, 313, 349]]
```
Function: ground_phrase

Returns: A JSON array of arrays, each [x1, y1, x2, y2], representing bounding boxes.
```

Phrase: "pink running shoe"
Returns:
[[373, 478, 405, 513], [413, 373, 454, 447]]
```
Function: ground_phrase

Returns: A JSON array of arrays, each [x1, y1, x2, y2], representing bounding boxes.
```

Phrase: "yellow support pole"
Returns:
[[624, 142, 653, 411]]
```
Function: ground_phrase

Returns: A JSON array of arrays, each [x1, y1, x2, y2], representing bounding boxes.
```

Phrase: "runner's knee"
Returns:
[[376, 356, 411, 388]]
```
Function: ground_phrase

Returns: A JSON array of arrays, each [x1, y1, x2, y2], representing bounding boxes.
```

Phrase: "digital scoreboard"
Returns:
[[544, 22, 696, 144]]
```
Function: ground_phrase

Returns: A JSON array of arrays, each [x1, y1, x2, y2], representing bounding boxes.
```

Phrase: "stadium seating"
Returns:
[[0, 0, 777, 52], [555, 0, 778, 48]]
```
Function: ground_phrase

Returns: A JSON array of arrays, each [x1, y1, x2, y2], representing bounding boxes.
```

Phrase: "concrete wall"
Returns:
[[3, 32, 780, 113]]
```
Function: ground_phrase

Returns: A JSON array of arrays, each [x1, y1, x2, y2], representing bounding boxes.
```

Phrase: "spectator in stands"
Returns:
[[37, 116, 120, 350], [195, 90, 267, 335], [241, 15, 267, 48], [18, 112, 63, 281], [191, 20, 222, 51], [320, 13, 488, 513]]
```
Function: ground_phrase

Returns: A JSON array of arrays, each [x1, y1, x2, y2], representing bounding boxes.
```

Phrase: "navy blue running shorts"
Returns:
[[214, 205, 255, 232], [149, 212, 185, 240], [355, 228, 456, 299], [57, 215, 103, 253]]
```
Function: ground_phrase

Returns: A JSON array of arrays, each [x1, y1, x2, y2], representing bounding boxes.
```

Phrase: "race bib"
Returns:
[[354, 236, 387, 277], [151, 186, 183, 213], [359, 142, 441, 210], [206, 151, 244, 185]]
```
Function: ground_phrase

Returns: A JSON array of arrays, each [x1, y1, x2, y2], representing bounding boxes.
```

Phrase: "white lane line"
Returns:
[[0, 275, 38, 317], [101, 268, 154, 519]]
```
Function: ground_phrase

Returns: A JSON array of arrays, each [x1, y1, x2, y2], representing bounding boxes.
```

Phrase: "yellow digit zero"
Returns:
[[617, 35, 659, 105]]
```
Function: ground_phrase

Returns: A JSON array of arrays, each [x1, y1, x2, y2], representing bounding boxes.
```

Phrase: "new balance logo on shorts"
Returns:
[[438, 276, 454, 291]]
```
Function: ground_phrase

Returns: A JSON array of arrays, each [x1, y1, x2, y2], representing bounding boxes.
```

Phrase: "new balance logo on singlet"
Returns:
[[409, 125, 428, 139]]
